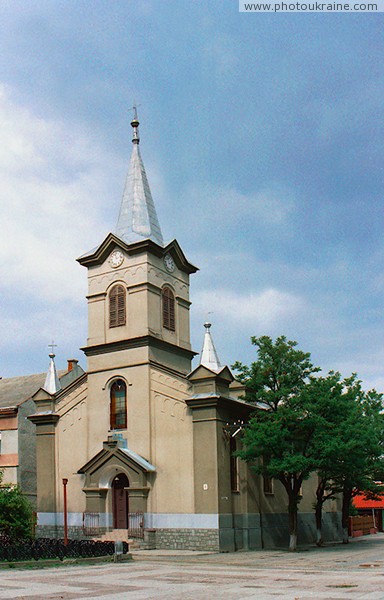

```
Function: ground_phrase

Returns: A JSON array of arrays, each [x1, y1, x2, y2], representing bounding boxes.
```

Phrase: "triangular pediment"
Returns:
[[188, 364, 234, 383], [31, 387, 54, 402], [163, 239, 198, 274], [78, 440, 156, 476], [77, 233, 198, 274], [77, 232, 134, 267]]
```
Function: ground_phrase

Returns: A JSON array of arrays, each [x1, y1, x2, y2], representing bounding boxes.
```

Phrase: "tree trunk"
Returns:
[[341, 484, 352, 544], [289, 532, 297, 551], [288, 497, 298, 551], [316, 528, 323, 546], [315, 478, 326, 546], [342, 527, 349, 544], [315, 504, 324, 546]]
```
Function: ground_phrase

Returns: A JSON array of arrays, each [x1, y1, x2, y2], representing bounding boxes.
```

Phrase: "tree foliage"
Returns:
[[321, 376, 384, 542], [233, 336, 321, 550], [233, 336, 384, 549], [0, 471, 35, 540], [233, 335, 320, 412]]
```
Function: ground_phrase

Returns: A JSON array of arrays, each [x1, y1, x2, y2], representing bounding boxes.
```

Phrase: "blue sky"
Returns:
[[1, 1, 383, 390]]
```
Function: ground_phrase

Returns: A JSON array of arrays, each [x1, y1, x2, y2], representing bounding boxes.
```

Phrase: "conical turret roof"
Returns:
[[199, 322, 222, 372], [43, 352, 61, 395], [115, 110, 164, 246]]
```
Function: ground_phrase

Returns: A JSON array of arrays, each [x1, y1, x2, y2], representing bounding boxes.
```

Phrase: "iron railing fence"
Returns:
[[82, 511, 144, 538], [128, 512, 144, 538], [82, 512, 100, 536], [0, 536, 127, 561]]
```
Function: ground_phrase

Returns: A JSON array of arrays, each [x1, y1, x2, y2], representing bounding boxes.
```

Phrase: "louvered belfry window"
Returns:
[[109, 285, 126, 328], [162, 287, 175, 331], [110, 379, 127, 430]]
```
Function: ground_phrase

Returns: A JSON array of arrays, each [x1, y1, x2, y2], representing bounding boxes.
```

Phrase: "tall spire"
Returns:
[[199, 322, 222, 372], [115, 108, 164, 246], [43, 350, 61, 395]]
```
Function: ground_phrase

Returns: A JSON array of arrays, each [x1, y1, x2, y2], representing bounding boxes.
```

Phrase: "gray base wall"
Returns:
[[144, 511, 342, 551], [36, 525, 107, 540], [155, 528, 220, 551], [262, 512, 342, 548], [231, 512, 342, 549], [36, 512, 342, 551]]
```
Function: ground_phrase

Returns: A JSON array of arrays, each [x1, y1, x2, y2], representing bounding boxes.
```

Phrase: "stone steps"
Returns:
[[96, 529, 130, 543], [94, 529, 147, 550]]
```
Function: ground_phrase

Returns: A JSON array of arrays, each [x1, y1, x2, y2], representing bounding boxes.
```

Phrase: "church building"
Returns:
[[5, 112, 341, 551]]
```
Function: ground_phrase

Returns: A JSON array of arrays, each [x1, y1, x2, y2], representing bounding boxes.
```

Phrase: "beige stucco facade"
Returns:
[[29, 230, 274, 550]]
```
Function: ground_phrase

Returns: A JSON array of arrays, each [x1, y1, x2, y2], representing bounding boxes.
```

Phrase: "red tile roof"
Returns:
[[354, 493, 384, 509]]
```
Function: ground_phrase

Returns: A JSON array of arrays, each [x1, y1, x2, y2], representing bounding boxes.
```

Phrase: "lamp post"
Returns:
[[62, 478, 68, 546]]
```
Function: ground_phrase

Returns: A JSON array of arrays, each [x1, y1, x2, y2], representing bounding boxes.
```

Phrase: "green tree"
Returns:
[[233, 335, 321, 551], [307, 374, 384, 544], [299, 371, 353, 545], [234, 337, 384, 548], [328, 377, 384, 543], [0, 471, 35, 540]]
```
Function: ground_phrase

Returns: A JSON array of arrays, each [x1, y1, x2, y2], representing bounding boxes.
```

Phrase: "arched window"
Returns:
[[109, 285, 126, 328], [110, 379, 127, 430], [162, 287, 175, 331]]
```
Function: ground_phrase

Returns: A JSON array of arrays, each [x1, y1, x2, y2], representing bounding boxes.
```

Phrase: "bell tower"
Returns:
[[78, 111, 197, 373], [77, 110, 197, 460]]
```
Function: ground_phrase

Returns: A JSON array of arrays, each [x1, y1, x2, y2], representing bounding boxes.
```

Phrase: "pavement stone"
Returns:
[[0, 534, 384, 599]]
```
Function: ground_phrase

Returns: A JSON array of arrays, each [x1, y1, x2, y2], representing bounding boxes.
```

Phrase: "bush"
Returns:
[[0, 481, 35, 540]]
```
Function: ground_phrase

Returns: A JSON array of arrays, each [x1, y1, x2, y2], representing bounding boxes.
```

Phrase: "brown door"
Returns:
[[112, 474, 129, 529]]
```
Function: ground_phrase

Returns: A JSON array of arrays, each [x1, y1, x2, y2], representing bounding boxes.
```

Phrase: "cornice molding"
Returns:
[[77, 234, 198, 275], [28, 412, 60, 425], [81, 334, 197, 359], [0, 407, 18, 418], [55, 372, 88, 402], [185, 395, 254, 416]]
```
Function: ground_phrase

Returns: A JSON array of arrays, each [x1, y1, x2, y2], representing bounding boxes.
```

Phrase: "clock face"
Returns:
[[164, 253, 175, 272], [109, 250, 124, 268]]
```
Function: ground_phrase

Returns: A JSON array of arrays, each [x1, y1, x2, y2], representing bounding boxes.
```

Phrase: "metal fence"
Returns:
[[82, 512, 100, 536], [0, 536, 123, 561], [128, 512, 144, 539], [82, 511, 144, 539]]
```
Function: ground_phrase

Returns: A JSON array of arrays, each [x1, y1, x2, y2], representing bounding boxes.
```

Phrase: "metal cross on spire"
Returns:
[[129, 102, 141, 121], [43, 343, 61, 394], [48, 341, 57, 356]]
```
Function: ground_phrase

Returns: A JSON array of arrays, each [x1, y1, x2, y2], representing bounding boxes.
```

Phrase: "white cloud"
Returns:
[[0, 83, 129, 375], [0, 84, 123, 303], [193, 287, 305, 328]]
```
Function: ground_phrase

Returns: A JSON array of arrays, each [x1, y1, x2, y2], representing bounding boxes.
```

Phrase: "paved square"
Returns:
[[1, 535, 384, 599]]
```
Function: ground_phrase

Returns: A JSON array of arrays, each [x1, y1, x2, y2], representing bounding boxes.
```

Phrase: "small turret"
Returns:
[[199, 322, 222, 372], [43, 349, 61, 395]]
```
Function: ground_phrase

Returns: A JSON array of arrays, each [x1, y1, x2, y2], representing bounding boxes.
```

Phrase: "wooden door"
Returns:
[[112, 473, 129, 529]]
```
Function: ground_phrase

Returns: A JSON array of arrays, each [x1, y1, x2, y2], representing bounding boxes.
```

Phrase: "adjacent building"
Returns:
[[0, 359, 84, 506]]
